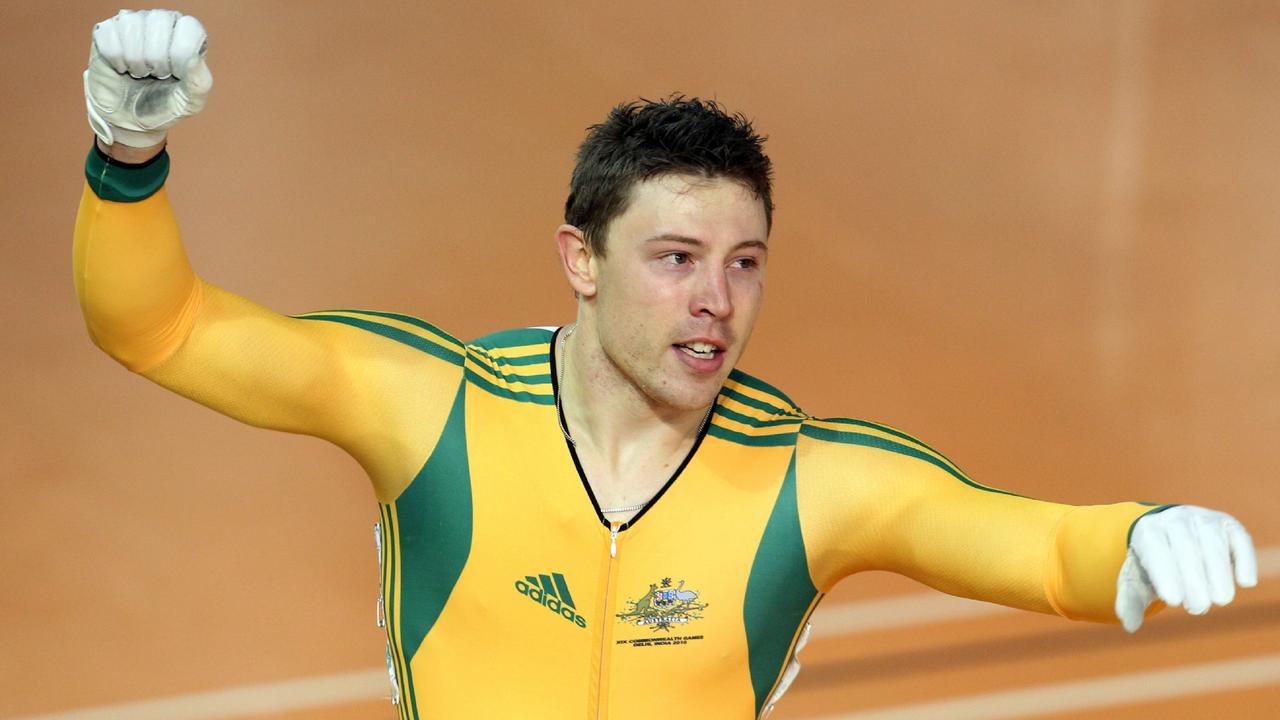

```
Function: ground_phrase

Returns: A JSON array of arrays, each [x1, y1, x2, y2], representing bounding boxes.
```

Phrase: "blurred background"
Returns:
[[2, 1, 1278, 718]]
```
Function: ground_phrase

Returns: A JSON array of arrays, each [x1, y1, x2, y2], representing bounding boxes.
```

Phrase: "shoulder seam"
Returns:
[[292, 311, 463, 365], [799, 419, 1022, 498]]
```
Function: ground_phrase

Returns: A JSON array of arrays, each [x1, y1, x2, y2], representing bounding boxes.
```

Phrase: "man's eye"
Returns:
[[664, 253, 690, 265], [732, 257, 758, 269]]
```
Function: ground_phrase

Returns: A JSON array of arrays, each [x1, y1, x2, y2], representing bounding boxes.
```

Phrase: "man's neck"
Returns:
[[556, 323, 710, 474]]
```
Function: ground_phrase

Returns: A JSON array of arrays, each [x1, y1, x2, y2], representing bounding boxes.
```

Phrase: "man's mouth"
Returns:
[[675, 342, 721, 360]]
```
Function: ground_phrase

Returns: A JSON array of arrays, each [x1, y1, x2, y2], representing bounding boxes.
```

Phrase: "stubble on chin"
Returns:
[[653, 360, 729, 414]]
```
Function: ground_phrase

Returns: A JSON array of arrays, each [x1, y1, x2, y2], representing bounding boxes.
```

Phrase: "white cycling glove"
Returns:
[[84, 9, 212, 148], [1116, 505, 1257, 633]]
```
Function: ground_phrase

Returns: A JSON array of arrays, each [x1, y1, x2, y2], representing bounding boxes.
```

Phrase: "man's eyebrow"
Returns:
[[643, 233, 769, 252]]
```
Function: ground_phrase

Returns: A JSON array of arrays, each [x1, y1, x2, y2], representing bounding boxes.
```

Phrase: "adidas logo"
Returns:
[[514, 572, 587, 629]]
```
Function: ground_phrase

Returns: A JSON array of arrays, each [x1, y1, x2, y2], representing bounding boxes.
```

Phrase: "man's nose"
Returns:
[[692, 267, 732, 318]]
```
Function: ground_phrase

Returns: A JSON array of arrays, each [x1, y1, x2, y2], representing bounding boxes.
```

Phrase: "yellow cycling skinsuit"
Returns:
[[75, 147, 1167, 719]]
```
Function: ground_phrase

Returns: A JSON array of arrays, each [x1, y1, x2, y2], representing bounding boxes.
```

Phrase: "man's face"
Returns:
[[586, 173, 769, 412]]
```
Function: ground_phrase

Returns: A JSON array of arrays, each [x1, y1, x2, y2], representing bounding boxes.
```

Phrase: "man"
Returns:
[[76, 10, 1257, 720]]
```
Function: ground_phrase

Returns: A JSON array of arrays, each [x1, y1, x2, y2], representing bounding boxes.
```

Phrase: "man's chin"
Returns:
[[641, 350, 736, 414], [663, 376, 729, 415]]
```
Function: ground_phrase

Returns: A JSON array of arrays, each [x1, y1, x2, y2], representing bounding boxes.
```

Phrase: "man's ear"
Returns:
[[555, 224, 597, 298]]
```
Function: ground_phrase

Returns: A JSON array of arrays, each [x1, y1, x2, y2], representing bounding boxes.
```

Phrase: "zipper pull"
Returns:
[[610, 523, 620, 558]]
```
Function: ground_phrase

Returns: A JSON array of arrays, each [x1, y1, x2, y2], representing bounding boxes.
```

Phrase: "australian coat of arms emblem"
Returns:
[[616, 577, 708, 632]]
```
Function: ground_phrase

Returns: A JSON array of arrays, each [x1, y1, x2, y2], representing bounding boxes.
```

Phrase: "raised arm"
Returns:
[[76, 10, 463, 501]]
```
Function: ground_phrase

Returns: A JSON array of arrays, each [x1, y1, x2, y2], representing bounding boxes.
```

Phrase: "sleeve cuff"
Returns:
[[1045, 501, 1165, 622], [84, 142, 170, 203]]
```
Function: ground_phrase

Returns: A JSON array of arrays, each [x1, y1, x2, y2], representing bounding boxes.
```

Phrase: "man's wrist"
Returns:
[[86, 141, 171, 203], [95, 136, 166, 164]]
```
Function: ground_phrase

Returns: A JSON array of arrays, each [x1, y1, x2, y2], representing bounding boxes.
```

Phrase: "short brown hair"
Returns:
[[565, 96, 774, 256]]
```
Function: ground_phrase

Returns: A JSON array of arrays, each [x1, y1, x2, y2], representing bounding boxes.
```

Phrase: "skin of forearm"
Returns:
[[96, 137, 166, 163]]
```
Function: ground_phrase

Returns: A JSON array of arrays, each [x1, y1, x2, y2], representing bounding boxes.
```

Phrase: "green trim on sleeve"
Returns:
[[84, 143, 170, 202], [1126, 503, 1179, 546]]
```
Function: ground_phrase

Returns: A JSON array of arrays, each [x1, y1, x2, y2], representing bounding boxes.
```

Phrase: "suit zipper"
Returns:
[[595, 522, 621, 719]]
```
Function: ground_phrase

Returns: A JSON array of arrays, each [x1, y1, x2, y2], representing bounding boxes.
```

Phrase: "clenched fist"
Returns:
[[84, 9, 212, 148], [1115, 505, 1257, 633]]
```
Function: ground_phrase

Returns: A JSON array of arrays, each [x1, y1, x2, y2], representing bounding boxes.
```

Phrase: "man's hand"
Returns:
[[1116, 505, 1257, 633], [84, 9, 212, 149]]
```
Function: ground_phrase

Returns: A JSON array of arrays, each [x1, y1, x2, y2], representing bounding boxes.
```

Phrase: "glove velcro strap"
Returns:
[[85, 142, 169, 203]]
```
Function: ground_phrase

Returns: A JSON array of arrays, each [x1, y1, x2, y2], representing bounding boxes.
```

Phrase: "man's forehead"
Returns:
[[636, 172, 755, 200], [617, 173, 769, 240]]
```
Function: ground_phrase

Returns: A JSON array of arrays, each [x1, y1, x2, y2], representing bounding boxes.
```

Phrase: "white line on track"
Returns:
[[12, 546, 1278, 720], [810, 589, 1015, 638], [9, 672, 390, 720], [808, 653, 1280, 720]]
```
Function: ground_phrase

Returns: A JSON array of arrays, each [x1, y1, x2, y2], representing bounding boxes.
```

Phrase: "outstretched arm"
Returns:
[[795, 418, 1255, 625]]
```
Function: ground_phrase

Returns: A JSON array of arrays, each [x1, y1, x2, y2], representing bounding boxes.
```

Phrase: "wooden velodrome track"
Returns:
[[3, 1, 1278, 717]]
